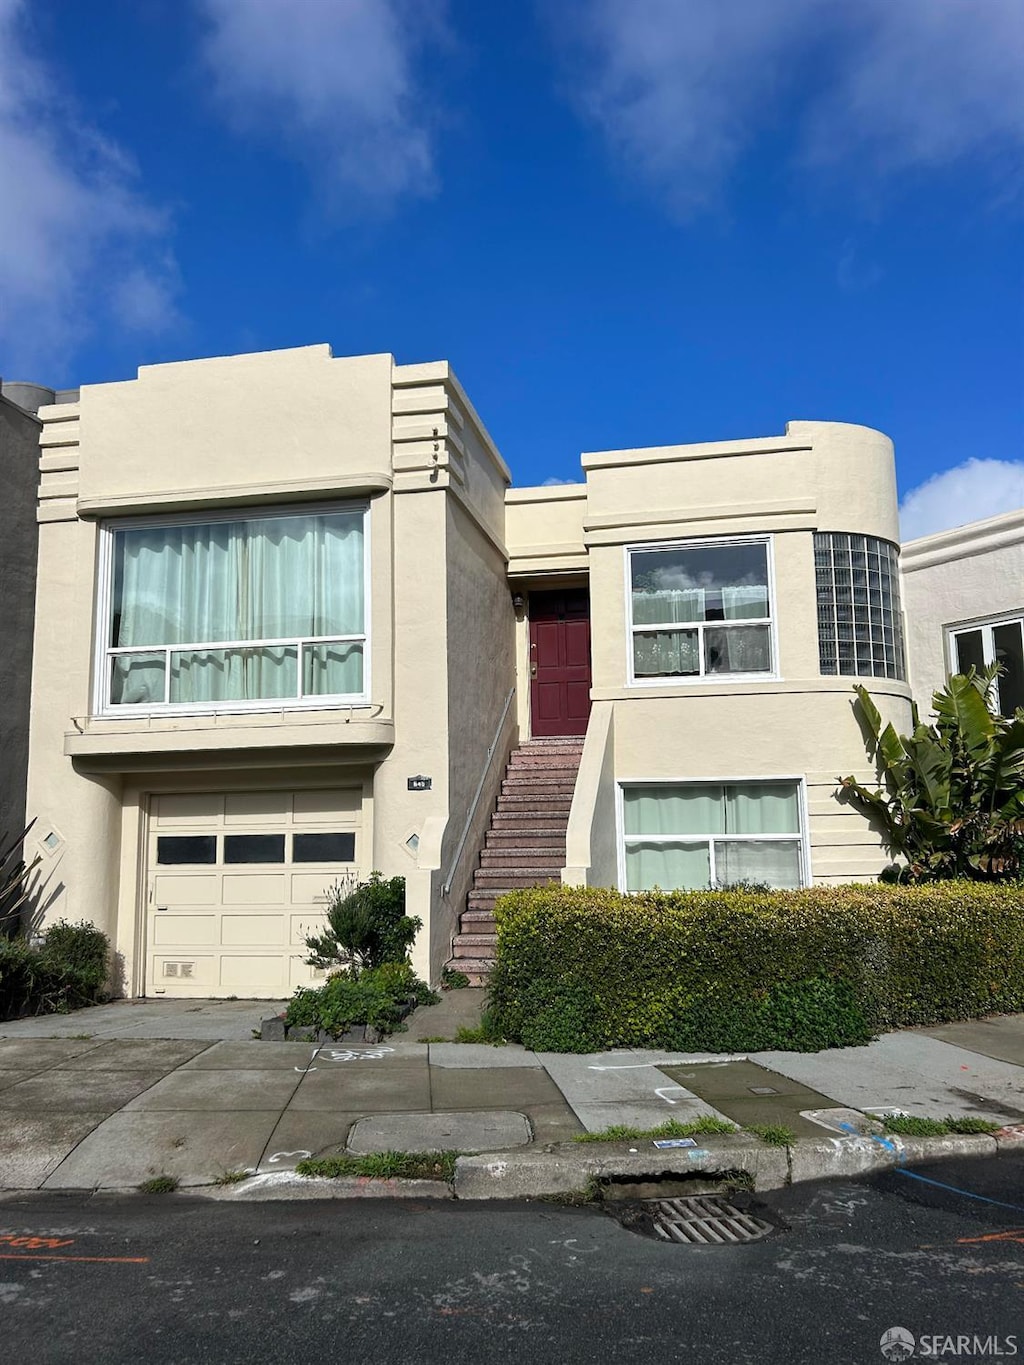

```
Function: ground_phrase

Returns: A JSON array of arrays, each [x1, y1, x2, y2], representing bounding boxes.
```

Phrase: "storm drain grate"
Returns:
[[648, 1195, 775, 1245]]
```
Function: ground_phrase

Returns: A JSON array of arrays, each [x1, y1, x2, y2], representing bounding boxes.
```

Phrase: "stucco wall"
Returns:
[[901, 510, 1024, 714], [76, 347, 394, 510], [0, 395, 41, 848], [506, 485, 588, 578], [610, 686, 909, 884], [433, 497, 517, 975], [564, 701, 618, 888]]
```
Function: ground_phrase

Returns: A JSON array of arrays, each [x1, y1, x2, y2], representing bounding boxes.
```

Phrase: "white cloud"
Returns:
[[0, 0, 179, 376], [900, 459, 1024, 542], [541, 476, 581, 486], [198, 0, 445, 211], [546, 0, 1024, 214]]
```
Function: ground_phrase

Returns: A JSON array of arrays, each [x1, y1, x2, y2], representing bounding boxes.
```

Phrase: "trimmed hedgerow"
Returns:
[[487, 883, 1024, 1054]]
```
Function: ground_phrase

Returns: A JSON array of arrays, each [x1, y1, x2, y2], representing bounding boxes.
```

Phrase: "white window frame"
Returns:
[[93, 500, 371, 717], [945, 611, 1024, 715], [615, 776, 811, 892], [624, 535, 779, 687]]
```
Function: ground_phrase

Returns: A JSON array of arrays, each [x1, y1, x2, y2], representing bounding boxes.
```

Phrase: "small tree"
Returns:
[[839, 668, 1024, 883], [303, 873, 420, 975]]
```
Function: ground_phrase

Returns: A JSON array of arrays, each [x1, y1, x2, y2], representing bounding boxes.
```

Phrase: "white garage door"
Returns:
[[146, 789, 362, 998]]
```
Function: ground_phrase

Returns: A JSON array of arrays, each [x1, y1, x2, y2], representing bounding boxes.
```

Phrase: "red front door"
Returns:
[[529, 589, 592, 737]]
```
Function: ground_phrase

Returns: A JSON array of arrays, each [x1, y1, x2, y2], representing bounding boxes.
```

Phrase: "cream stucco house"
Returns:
[[24, 344, 917, 996]]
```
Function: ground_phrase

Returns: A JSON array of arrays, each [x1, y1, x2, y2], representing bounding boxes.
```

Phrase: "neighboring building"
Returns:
[[901, 509, 1024, 718], [0, 380, 76, 858], [23, 344, 915, 995]]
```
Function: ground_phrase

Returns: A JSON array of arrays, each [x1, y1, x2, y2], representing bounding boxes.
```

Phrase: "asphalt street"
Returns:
[[1, 1155, 1021, 1364]]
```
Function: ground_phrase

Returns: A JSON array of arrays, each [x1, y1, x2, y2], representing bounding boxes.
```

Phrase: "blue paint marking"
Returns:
[[838, 1119, 902, 1159], [895, 1168, 1024, 1214]]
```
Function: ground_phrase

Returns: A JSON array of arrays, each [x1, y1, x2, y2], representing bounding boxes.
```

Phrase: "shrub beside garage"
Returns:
[[487, 883, 1024, 1053], [0, 921, 110, 1021]]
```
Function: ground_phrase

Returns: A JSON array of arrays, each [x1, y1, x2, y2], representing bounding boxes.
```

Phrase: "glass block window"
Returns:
[[814, 533, 905, 680]]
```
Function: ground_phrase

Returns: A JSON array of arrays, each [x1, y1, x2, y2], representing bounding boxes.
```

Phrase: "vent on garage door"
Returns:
[[162, 961, 196, 979]]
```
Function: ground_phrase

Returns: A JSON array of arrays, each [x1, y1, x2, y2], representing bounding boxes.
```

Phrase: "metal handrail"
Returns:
[[441, 685, 516, 896]]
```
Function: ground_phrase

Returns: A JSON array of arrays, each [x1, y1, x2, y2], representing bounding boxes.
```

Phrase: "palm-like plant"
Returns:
[[839, 668, 1024, 882], [0, 822, 40, 934]]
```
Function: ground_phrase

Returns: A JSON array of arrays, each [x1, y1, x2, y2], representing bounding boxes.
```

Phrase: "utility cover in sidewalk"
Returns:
[[347, 1110, 531, 1154], [648, 1195, 774, 1245]]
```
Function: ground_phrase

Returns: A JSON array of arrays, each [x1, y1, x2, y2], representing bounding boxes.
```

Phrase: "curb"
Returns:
[[6, 1129, 1019, 1202], [452, 1130, 1014, 1202], [198, 1171, 453, 1201], [454, 1136, 788, 1200]]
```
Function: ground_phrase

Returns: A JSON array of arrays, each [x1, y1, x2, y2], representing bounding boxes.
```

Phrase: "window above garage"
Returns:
[[96, 504, 369, 714]]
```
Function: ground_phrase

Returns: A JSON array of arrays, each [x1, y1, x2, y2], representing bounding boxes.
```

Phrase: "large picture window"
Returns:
[[101, 506, 367, 711], [628, 539, 773, 681], [621, 781, 804, 891], [949, 615, 1024, 716]]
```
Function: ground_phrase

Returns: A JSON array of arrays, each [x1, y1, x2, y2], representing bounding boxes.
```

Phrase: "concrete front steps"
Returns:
[[447, 736, 584, 986]]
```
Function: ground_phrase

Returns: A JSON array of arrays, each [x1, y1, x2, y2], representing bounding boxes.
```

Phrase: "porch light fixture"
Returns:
[[511, 592, 525, 612]]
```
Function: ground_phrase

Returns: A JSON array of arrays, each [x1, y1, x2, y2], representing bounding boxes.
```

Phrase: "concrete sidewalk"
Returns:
[[1, 995, 1023, 1195]]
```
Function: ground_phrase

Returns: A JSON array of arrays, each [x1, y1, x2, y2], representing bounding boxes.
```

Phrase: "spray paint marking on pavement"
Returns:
[[957, 1229, 1024, 1246], [0, 1233, 148, 1264], [588, 1056, 745, 1071], [654, 1085, 689, 1106], [895, 1168, 1024, 1214], [0, 1254, 149, 1263]]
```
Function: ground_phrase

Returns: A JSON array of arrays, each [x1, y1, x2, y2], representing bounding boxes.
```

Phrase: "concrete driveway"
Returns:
[[0, 998, 286, 1042]]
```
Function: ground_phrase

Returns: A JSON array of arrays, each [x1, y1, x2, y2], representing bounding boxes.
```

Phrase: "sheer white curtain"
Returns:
[[705, 625, 771, 673], [716, 842, 801, 887], [624, 785, 720, 891], [721, 586, 768, 619], [110, 510, 364, 705], [623, 783, 802, 891], [632, 587, 705, 625]]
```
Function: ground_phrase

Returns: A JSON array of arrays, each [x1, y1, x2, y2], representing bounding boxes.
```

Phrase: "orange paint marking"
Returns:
[[0, 1253, 149, 1264], [0, 1236, 75, 1250], [957, 1229, 1024, 1247]]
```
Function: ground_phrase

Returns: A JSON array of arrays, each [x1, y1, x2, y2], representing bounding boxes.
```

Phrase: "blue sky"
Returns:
[[1, 0, 1022, 537]]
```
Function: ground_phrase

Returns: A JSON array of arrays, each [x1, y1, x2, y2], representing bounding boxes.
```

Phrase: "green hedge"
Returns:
[[487, 883, 1024, 1053], [0, 921, 110, 1021]]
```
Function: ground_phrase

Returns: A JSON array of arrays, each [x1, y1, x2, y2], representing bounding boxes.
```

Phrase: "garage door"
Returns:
[[146, 789, 362, 998]]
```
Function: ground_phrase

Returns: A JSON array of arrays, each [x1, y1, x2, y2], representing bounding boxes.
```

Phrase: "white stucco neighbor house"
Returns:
[[23, 342, 1006, 998], [901, 508, 1024, 721]]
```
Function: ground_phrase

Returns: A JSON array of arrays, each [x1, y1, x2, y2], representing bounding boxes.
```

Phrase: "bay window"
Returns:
[[99, 505, 368, 712], [629, 538, 774, 681], [621, 780, 805, 891]]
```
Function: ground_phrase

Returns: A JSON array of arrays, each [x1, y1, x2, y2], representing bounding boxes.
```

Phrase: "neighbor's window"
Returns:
[[814, 532, 905, 681], [621, 781, 804, 891], [102, 506, 367, 710], [629, 539, 773, 681], [949, 615, 1024, 716]]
